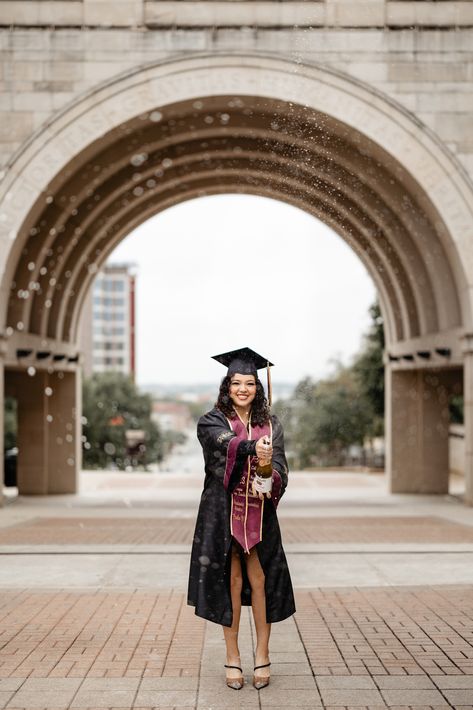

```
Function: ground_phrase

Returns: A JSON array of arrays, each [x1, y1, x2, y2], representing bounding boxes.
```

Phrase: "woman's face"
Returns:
[[229, 372, 257, 409]]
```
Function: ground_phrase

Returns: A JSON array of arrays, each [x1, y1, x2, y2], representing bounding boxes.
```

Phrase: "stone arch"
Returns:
[[1, 53, 473, 502]]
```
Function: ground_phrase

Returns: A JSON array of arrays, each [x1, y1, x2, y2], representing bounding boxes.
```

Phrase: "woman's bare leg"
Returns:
[[246, 548, 271, 678], [222, 543, 243, 679]]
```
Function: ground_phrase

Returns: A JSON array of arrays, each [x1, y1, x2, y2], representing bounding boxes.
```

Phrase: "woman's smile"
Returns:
[[229, 374, 257, 410]]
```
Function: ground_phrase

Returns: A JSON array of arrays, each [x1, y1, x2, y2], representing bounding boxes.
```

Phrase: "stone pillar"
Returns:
[[12, 370, 49, 494], [47, 370, 82, 494], [386, 366, 450, 494], [5, 368, 81, 495], [462, 341, 473, 506]]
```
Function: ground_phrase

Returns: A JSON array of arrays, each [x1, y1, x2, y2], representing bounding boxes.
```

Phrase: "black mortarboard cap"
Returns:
[[212, 347, 274, 405], [212, 346, 272, 374]]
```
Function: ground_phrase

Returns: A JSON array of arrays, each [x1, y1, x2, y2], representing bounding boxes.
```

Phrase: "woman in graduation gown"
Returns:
[[187, 347, 296, 690]]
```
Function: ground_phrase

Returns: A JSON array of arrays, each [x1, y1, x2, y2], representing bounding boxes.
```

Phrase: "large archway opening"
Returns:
[[73, 192, 380, 497], [1, 55, 472, 504], [104, 193, 378, 386], [4, 94, 463, 348]]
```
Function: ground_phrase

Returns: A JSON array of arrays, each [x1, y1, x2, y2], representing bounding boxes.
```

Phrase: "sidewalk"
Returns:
[[0, 470, 472, 709]]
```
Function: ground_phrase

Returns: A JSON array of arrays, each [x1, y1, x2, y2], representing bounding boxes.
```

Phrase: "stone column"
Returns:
[[386, 365, 450, 494], [462, 337, 473, 506], [5, 368, 81, 495], [47, 370, 81, 494], [7, 370, 49, 494]]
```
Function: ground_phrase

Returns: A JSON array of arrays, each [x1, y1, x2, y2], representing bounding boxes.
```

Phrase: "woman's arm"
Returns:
[[197, 410, 257, 490], [197, 411, 256, 456], [270, 414, 289, 508]]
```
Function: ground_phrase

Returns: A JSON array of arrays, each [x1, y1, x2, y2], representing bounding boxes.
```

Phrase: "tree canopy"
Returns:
[[82, 372, 163, 469], [274, 300, 385, 468], [352, 300, 385, 437]]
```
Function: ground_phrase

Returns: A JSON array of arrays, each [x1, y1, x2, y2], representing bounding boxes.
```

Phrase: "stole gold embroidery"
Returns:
[[242, 413, 252, 553]]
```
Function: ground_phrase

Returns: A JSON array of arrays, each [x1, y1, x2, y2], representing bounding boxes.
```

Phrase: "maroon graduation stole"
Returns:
[[223, 414, 272, 553]]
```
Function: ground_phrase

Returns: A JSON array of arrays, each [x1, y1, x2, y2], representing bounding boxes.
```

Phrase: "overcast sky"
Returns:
[[111, 194, 377, 386]]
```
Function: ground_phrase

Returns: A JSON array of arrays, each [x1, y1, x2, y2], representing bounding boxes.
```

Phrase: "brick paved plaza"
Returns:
[[1, 471, 473, 709]]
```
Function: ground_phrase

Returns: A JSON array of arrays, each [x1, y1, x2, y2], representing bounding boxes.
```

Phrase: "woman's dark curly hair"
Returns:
[[215, 374, 270, 426]]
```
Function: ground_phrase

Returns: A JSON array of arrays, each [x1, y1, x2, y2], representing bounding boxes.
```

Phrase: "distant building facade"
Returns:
[[151, 401, 193, 432], [79, 263, 136, 380]]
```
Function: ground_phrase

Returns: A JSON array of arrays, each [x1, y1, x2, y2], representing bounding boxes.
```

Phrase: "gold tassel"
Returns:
[[267, 360, 272, 408]]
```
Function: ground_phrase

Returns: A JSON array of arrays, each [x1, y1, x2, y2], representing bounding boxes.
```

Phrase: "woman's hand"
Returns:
[[255, 436, 272, 463], [253, 436, 273, 499], [251, 480, 272, 500]]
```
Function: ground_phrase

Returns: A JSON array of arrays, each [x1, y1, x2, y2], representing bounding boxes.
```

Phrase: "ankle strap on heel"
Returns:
[[254, 662, 271, 670], [224, 664, 243, 672]]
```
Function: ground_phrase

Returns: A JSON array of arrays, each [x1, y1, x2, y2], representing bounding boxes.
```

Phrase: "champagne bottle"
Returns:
[[254, 436, 273, 494]]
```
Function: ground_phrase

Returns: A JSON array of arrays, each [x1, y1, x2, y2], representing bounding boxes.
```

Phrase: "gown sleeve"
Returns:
[[197, 410, 257, 491], [270, 414, 289, 509]]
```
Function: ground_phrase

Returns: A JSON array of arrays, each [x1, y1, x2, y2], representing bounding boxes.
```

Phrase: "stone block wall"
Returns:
[[0, 1, 472, 177]]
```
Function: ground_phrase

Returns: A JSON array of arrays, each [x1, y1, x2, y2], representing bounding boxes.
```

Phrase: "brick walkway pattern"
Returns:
[[1, 516, 473, 545], [1, 586, 473, 708]]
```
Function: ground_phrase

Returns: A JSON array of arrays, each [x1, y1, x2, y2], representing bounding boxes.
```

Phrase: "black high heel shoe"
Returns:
[[224, 663, 244, 690], [253, 661, 271, 689]]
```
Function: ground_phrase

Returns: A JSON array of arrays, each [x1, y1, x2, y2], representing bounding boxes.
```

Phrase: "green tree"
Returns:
[[274, 300, 385, 468], [450, 395, 463, 424], [352, 300, 385, 437], [282, 365, 372, 468], [82, 372, 163, 469], [3, 397, 17, 451]]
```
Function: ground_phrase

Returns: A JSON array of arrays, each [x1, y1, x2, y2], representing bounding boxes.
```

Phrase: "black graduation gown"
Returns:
[[187, 407, 296, 627]]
